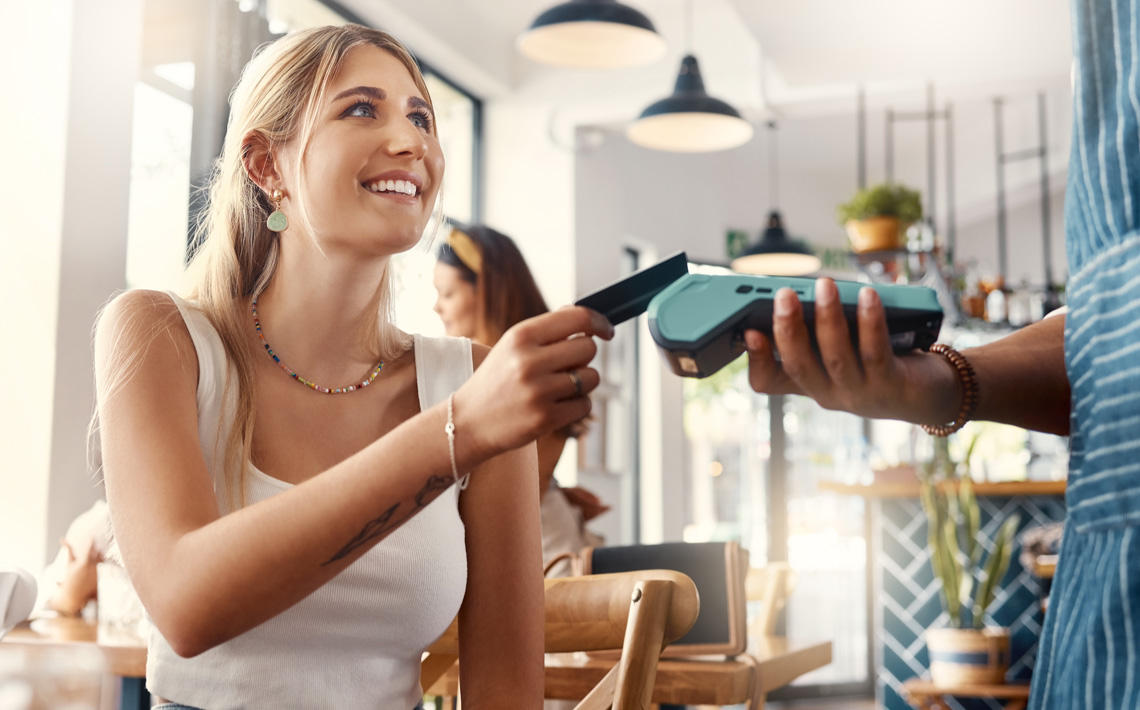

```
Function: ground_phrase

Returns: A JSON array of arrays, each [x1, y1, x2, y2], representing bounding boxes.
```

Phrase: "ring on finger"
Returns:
[[567, 369, 583, 397]]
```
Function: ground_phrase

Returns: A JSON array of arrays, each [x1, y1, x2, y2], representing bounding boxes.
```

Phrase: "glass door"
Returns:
[[775, 396, 873, 697], [681, 358, 873, 699]]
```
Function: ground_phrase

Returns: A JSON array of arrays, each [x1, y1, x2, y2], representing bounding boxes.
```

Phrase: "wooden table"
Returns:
[[425, 636, 832, 708], [902, 679, 1031, 710], [1, 618, 148, 710]]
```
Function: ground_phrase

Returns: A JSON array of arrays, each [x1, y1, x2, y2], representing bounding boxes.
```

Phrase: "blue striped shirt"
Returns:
[[1031, 1, 1140, 707]]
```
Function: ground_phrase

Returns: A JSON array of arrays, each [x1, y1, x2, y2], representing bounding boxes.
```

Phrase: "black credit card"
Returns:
[[574, 252, 689, 326]]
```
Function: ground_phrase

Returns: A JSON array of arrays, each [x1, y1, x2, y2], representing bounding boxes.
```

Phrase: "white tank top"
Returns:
[[148, 292, 470, 709]]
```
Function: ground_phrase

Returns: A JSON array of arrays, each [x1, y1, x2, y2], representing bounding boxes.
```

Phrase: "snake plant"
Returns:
[[919, 437, 1020, 629]]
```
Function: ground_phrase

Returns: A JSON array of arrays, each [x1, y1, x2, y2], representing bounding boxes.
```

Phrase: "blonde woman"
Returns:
[[94, 25, 611, 710]]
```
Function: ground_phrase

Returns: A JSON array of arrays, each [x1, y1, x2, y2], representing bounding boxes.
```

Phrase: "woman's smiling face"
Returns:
[[276, 44, 445, 257]]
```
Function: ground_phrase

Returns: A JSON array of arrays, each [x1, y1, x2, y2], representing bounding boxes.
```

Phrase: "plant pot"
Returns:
[[845, 217, 909, 253], [925, 627, 1011, 686]]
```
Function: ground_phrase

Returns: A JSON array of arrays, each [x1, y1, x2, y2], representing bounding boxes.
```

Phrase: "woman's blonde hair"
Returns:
[[183, 24, 435, 506]]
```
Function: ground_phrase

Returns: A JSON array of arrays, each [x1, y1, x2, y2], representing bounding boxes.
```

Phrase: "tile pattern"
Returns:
[[877, 495, 1067, 710]]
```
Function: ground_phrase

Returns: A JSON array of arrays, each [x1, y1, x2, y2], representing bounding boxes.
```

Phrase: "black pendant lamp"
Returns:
[[627, 55, 754, 152], [626, 0, 752, 152], [732, 211, 821, 276], [731, 122, 821, 275], [517, 0, 667, 69]]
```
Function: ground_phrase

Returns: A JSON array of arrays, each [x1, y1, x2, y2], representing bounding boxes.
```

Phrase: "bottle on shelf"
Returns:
[[985, 277, 1008, 323], [1007, 280, 1033, 327], [960, 264, 987, 320]]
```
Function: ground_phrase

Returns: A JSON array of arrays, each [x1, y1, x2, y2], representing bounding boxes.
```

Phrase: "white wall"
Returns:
[[956, 181, 1070, 288], [47, 0, 142, 559], [0, 0, 141, 572], [0, 0, 72, 574]]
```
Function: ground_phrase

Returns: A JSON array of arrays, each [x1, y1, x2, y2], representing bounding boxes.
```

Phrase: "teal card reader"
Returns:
[[575, 252, 943, 379], [647, 271, 942, 378]]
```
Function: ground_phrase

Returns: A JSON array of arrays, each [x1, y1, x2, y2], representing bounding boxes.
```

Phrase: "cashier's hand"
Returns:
[[744, 278, 958, 426]]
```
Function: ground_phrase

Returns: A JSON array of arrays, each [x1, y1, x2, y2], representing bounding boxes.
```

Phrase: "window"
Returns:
[[125, 75, 194, 291]]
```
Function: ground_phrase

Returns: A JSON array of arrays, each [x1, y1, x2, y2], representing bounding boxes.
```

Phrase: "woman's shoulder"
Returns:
[[413, 332, 484, 365], [95, 289, 198, 370], [99, 288, 186, 327]]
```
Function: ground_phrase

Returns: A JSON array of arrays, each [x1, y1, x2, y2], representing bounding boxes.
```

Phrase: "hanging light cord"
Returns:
[[684, 0, 692, 54], [768, 120, 779, 209]]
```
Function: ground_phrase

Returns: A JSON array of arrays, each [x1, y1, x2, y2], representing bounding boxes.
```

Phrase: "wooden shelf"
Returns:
[[818, 479, 1067, 499]]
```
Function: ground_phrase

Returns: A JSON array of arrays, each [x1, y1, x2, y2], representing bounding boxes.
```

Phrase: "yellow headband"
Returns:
[[448, 229, 483, 275]]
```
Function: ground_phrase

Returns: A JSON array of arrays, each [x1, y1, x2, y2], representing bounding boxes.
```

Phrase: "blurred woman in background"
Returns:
[[434, 224, 609, 577]]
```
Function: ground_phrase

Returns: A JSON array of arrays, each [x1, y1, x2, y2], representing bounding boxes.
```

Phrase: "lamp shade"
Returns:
[[517, 0, 667, 69], [731, 211, 821, 276], [627, 55, 754, 152]]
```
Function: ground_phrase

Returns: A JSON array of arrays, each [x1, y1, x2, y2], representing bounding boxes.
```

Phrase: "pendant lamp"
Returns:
[[517, 0, 667, 69], [732, 211, 821, 276], [731, 122, 821, 275], [626, 0, 752, 152], [627, 55, 754, 152]]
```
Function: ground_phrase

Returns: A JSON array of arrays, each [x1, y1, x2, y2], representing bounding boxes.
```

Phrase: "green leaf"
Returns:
[[964, 430, 983, 468], [973, 515, 1021, 629], [959, 477, 980, 570], [922, 478, 962, 627], [940, 517, 963, 626]]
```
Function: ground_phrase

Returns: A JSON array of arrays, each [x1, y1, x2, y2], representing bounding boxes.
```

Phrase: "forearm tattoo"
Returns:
[[415, 474, 453, 508], [323, 502, 400, 565], [323, 474, 457, 565]]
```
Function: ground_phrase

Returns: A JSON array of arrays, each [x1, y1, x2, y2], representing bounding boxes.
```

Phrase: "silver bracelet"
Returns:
[[446, 394, 470, 490]]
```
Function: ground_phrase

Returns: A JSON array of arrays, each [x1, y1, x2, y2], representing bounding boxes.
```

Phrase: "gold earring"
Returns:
[[267, 189, 288, 232]]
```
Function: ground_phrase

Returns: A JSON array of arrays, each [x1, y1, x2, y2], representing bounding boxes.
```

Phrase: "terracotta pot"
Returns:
[[925, 627, 1011, 686], [845, 216, 909, 253]]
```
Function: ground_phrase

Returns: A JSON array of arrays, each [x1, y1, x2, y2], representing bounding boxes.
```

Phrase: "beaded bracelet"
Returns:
[[446, 394, 470, 490], [921, 344, 979, 437]]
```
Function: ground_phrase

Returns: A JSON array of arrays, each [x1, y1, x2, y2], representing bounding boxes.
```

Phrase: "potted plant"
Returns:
[[836, 182, 923, 253], [919, 437, 1020, 686]]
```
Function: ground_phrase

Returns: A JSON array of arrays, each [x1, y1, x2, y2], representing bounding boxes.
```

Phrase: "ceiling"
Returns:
[[341, 0, 1073, 103], [735, 0, 1072, 89], [339, 0, 1076, 226]]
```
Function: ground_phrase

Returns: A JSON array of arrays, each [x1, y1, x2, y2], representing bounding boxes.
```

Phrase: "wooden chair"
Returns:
[[421, 569, 700, 710], [580, 542, 749, 657], [691, 563, 798, 710], [744, 562, 797, 638]]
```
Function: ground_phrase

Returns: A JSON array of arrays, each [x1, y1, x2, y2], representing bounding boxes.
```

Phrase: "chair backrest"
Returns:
[[745, 562, 797, 637], [422, 569, 699, 710], [0, 568, 37, 640], [581, 541, 748, 657]]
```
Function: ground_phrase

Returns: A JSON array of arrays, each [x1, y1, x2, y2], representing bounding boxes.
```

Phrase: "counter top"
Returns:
[[818, 479, 1066, 499]]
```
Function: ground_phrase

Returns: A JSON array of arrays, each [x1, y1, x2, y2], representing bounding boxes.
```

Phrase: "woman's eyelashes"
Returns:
[[342, 99, 378, 119], [408, 109, 434, 131], [340, 98, 434, 132]]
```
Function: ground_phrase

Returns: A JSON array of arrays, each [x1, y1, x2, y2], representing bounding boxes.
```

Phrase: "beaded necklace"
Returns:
[[251, 297, 384, 394]]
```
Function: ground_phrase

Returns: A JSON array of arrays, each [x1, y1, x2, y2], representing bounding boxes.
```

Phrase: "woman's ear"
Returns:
[[241, 131, 282, 192]]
